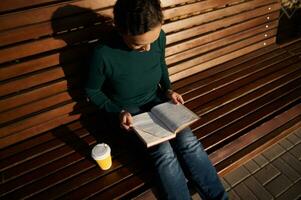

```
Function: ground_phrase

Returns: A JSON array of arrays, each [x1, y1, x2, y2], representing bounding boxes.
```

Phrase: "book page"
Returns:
[[132, 112, 173, 138], [133, 128, 175, 148], [151, 102, 199, 133]]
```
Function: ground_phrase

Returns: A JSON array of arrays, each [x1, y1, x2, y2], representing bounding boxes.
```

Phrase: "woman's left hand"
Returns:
[[167, 90, 184, 104]]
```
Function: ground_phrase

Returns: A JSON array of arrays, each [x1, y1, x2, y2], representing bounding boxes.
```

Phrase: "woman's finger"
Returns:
[[178, 95, 184, 104]]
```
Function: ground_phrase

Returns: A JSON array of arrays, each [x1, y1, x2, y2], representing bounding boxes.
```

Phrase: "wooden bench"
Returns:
[[1, 0, 301, 199]]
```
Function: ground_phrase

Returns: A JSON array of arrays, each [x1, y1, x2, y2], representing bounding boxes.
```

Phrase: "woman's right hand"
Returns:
[[119, 110, 133, 131]]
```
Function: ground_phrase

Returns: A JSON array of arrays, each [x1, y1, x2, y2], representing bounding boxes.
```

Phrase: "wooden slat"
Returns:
[[0, 44, 90, 81], [0, 25, 276, 97], [193, 70, 299, 141], [88, 172, 149, 200], [0, 81, 67, 113], [166, 12, 279, 57], [193, 61, 301, 119], [200, 84, 301, 153], [1, 144, 130, 199], [170, 37, 276, 82], [0, 0, 193, 47], [166, 8, 278, 45], [185, 54, 299, 111], [0, 90, 82, 125], [0, 0, 115, 32], [163, 0, 279, 33], [1, 133, 144, 199], [0, 0, 74, 13], [169, 27, 277, 75], [0, 24, 110, 65], [0, 1, 278, 64], [163, 0, 240, 20], [0, 118, 90, 160], [172, 44, 280, 91], [166, 22, 278, 65], [176, 48, 285, 96], [0, 109, 92, 148], [210, 104, 301, 171]]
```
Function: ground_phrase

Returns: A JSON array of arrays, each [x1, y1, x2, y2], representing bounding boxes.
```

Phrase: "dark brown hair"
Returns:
[[113, 0, 163, 35]]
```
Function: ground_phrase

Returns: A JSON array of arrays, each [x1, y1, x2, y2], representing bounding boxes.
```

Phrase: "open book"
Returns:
[[132, 102, 200, 148]]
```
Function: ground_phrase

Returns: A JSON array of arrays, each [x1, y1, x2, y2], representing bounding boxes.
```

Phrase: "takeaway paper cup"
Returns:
[[91, 143, 112, 170]]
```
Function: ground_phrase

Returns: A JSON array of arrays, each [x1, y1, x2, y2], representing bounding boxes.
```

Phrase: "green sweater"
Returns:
[[85, 29, 171, 113]]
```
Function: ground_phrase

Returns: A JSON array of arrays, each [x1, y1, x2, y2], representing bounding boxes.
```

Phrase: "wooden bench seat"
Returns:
[[1, 0, 300, 199], [1, 42, 300, 199]]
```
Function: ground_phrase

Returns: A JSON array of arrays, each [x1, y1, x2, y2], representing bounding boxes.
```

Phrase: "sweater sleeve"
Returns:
[[159, 30, 172, 92], [85, 46, 122, 113]]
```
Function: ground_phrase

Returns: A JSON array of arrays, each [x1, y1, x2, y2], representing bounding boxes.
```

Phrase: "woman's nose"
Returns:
[[143, 44, 151, 51]]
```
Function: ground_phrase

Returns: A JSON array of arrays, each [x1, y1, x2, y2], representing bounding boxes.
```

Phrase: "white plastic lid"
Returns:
[[91, 143, 111, 160]]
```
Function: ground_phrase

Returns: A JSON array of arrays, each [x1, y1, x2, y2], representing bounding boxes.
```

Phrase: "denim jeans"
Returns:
[[113, 95, 228, 200], [148, 128, 228, 200]]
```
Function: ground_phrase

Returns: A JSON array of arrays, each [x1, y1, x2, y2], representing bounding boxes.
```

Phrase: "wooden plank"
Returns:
[[170, 37, 276, 82], [184, 53, 294, 106], [88, 173, 149, 200], [0, 24, 109, 64], [166, 9, 279, 45], [0, 109, 92, 148], [0, 118, 90, 159], [0, 9, 112, 48], [0, 0, 74, 13], [210, 104, 301, 172], [185, 54, 299, 111], [163, 0, 239, 20], [0, 129, 88, 175], [193, 61, 301, 119], [189, 65, 301, 140], [166, 22, 278, 66], [0, 62, 83, 97], [1, 134, 94, 183], [29, 153, 143, 199], [0, 0, 115, 32], [0, 1, 279, 64], [172, 44, 280, 91], [0, 0, 201, 47], [163, 0, 279, 33], [176, 48, 285, 96], [0, 90, 82, 125], [166, 12, 278, 57], [0, 13, 278, 84], [1, 142, 134, 198], [1, 67, 66, 96], [0, 81, 67, 113], [0, 41, 92, 81], [169, 27, 277, 75], [201, 84, 301, 153], [0, 0, 243, 32], [0, 101, 78, 138], [0, 3, 278, 51], [0, 25, 276, 97]]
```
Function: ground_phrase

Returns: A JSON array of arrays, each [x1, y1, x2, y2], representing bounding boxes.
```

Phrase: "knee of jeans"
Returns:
[[175, 128, 203, 150], [148, 142, 176, 165]]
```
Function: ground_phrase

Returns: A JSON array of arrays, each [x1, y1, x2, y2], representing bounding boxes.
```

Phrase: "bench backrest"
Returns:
[[0, 0, 281, 148]]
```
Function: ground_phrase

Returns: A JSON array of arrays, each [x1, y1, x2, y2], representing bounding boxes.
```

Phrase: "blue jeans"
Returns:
[[119, 96, 228, 200], [148, 128, 228, 200]]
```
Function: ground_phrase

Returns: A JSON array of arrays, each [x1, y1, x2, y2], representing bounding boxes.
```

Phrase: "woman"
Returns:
[[85, 0, 228, 199]]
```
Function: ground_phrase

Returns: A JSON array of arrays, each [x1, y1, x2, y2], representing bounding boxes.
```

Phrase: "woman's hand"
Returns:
[[119, 110, 133, 131], [167, 90, 184, 104]]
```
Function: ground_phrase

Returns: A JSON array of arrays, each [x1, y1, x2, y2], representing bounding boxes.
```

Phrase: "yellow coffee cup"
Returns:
[[91, 143, 112, 170]]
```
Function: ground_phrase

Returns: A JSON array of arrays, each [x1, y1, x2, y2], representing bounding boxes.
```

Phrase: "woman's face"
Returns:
[[121, 24, 162, 52]]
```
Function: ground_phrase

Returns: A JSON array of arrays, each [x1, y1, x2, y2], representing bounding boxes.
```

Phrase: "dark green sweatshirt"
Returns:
[[85, 29, 171, 113]]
